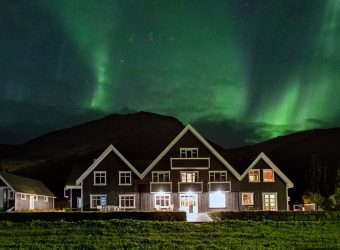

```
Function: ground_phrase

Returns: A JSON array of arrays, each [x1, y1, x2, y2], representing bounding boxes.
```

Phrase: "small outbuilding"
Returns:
[[0, 173, 55, 211]]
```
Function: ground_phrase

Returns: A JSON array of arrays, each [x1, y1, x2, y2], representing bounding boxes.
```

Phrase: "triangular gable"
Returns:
[[240, 152, 294, 188], [76, 144, 142, 185], [0, 174, 15, 192], [141, 124, 241, 179]]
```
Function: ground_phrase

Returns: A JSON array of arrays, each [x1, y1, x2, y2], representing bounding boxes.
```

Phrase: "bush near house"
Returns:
[[216, 211, 340, 221], [0, 211, 186, 222]]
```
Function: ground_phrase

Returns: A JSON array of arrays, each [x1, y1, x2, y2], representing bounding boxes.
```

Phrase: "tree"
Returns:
[[302, 192, 325, 209]]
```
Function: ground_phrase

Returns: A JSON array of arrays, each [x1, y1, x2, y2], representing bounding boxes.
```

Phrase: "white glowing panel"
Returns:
[[209, 192, 225, 208]]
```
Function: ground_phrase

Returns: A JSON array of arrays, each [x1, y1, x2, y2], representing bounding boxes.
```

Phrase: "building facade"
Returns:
[[65, 125, 293, 212], [0, 173, 55, 211]]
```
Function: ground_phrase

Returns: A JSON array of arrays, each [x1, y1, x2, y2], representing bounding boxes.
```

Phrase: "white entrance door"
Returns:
[[180, 193, 198, 213], [263, 193, 277, 211], [29, 195, 34, 210], [0, 188, 3, 209]]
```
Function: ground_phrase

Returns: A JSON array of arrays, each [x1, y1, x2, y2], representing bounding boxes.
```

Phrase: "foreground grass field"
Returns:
[[0, 220, 339, 249]]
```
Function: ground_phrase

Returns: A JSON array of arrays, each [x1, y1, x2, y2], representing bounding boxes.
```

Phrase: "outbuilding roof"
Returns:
[[0, 173, 55, 197]]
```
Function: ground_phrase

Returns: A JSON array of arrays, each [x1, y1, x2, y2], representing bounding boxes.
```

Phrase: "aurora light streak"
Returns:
[[0, 0, 339, 147]]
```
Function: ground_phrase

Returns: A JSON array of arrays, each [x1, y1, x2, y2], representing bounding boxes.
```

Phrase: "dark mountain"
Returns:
[[0, 112, 185, 196], [0, 112, 339, 204]]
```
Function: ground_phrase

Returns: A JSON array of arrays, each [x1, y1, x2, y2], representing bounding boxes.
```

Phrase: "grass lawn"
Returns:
[[0, 220, 339, 249]]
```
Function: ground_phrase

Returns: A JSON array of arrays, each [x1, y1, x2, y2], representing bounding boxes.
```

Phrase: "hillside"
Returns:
[[0, 112, 339, 204], [223, 128, 340, 203]]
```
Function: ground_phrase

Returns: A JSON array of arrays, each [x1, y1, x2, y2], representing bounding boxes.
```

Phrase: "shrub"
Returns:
[[219, 211, 340, 221], [0, 211, 186, 222]]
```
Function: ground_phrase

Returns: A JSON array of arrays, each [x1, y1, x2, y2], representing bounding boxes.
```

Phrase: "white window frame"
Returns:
[[8, 190, 14, 199], [263, 193, 278, 211], [21, 194, 26, 200], [119, 194, 136, 208], [93, 171, 107, 186], [44, 197, 48, 202], [34, 195, 38, 202], [179, 148, 198, 158], [154, 193, 171, 209], [152, 171, 170, 182], [249, 169, 260, 183], [180, 171, 199, 183], [242, 193, 254, 205], [119, 171, 132, 185], [263, 169, 275, 182], [209, 171, 227, 182], [90, 194, 107, 209]]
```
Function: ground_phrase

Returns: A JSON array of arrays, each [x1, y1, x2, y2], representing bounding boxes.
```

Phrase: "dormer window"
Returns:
[[180, 148, 198, 158], [94, 171, 106, 186], [152, 171, 170, 182], [249, 169, 260, 182], [180, 171, 198, 182], [263, 169, 275, 182]]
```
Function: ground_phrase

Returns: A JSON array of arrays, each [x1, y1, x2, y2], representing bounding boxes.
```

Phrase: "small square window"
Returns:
[[263, 169, 275, 182], [249, 170, 260, 182], [21, 194, 26, 200], [152, 172, 170, 182], [94, 171, 106, 186], [119, 172, 132, 185], [90, 195, 107, 209], [34, 196, 38, 201], [119, 194, 135, 208], [44, 197, 48, 202], [209, 172, 227, 182], [242, 193, 254, 205], [179, 148, 198, 158]]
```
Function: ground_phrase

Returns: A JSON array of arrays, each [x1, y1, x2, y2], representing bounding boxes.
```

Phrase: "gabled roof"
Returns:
[[0, 173, 55, 197], [76, 144, 142, 185], [141, 124, 241, 179], [240, 152, 294, 188]]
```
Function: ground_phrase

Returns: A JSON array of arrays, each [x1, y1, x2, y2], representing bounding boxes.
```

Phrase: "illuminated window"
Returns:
[[90, 194, 106, 209], [209, 192, 226, 208], [181, 172, 198, 182], [209, 171, 227, 182], [263, 193, 277, 211], [242, 193, 254, 205], [249, 170, 260, 182], [154, 194, 170, 208], [119, 194, 135, 208], [93, 171, 106, 185], [263, 169, 275, 182], [180, 148, 198, 158], [119, 171, 132, 185], [152, 172, 170, 182]]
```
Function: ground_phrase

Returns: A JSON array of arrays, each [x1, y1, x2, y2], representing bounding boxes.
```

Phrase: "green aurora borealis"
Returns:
[[0, 0, 339, 146]]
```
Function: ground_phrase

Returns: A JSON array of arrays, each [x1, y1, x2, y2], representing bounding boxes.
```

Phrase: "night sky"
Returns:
[[0, 0, 339, 147]]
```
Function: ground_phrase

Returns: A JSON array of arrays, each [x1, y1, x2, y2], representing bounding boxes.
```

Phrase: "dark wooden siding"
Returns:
[[142, 130, 239, 192], [82, 151, 141, 210], [238, 159, 288, 210]]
